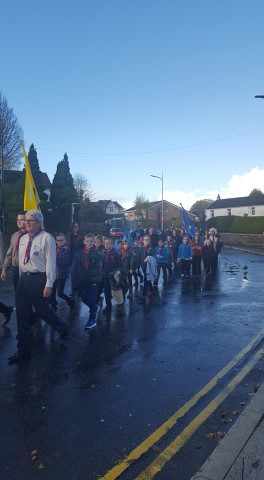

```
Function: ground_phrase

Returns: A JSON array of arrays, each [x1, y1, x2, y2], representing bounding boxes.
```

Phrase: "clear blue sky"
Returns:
[[1, 0, 264, 209]]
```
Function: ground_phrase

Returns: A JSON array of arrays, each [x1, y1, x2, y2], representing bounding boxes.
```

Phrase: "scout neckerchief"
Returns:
[[23, 228, 42, 265], [144, 245, 151, 258], [56, 245, 68, 257], [84, 245, 95, 271], [104, 248, 112, 266]]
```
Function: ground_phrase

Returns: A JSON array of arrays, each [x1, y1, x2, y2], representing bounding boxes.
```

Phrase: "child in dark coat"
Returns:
[[191, 233, 203, 277], [132, 238, 144, 286], [102, 237, 122, 314], [74, 233, 103, 328], [139, 235, 155, 300], [202, 239, 215, 275], [120, 240, 135, 298], [51, 233, 74, 311]]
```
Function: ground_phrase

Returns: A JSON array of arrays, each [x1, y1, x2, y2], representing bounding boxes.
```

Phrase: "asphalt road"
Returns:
[[0, 248, 264, 480]]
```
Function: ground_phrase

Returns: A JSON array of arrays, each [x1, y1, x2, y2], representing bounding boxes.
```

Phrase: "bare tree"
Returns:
[[0, 91, 23, 170], [73, 172, 96, 202], [0, 91, 23, 232], [134, 193, 150, 225]]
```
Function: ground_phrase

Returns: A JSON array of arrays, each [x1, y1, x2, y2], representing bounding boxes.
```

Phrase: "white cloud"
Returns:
[[208, 167, 264, 200], [160, 167, 264, 210], [160, 190, 198, 210], [123, 200, 134, 210]]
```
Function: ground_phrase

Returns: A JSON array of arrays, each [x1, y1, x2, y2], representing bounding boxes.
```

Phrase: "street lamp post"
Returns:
[[150, 172, 164, 231]]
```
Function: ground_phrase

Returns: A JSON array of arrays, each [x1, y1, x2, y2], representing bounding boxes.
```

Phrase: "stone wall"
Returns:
[[221, 233, 264, 249]]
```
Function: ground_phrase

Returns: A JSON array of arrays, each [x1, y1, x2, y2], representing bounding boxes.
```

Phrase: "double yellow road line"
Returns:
[[100, 329, 264, 480]]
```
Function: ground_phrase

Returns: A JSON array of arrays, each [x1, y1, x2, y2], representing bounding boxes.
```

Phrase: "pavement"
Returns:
[[191, 383, 264, 479], [192, 245, 264, 480], [125, 241, 263, 480], [226, 245, 264, 257]]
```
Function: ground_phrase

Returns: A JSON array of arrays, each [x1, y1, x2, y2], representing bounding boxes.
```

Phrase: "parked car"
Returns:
[[109, 228, 123, 239]]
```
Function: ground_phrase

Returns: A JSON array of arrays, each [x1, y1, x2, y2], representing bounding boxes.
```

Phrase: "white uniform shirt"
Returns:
[[18, 231, 56, 288]]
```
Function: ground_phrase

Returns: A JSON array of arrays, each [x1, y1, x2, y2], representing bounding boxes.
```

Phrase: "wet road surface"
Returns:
[[0, 248, 264, 479]]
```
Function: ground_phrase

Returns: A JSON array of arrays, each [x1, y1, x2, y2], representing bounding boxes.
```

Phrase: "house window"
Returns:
[[227, 208, 231, 216], [251, 207, 255, 216], [211, 210, 214, 218], [109, 207, 113, 213]]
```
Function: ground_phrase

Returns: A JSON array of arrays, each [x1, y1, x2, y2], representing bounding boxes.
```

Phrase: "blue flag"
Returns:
[[123, 214, 133, 248], [180, 204, 196, 238]]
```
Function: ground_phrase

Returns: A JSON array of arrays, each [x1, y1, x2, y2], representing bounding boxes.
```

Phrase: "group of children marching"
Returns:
[[52, 225, 221, 329]]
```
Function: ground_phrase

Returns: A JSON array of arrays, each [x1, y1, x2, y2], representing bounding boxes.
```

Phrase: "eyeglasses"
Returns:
[[25, 219, 37, 223]]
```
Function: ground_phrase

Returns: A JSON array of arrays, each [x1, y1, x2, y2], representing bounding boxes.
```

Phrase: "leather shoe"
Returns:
[[8, 351, 30, 363]]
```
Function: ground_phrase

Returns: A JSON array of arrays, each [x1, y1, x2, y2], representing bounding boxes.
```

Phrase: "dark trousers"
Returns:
[[127, 272, 133, 289], [212, 253, 219, 269], [103, 277, 112, 308], [155, 263, 168, 284], [143, 272, 153, 295], [133, 270, 143, 285], [96, 281, 103, 304], [192, 256, 201, 276], [51, 278, 73, 308], [81, 282, 99, 319], [12, 266, 20, 291], [16, 273, 67, 354], [180, 259, 191, 275], [0, 301, 11, 313], [70, 262, 80, 295]]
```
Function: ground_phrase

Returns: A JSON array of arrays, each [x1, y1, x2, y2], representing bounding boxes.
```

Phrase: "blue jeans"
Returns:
[[81, 282, 99, 320]]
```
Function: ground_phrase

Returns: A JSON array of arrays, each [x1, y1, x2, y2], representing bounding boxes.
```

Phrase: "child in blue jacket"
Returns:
[[177, 236, 193, 278], [153, 239, 170, 285]]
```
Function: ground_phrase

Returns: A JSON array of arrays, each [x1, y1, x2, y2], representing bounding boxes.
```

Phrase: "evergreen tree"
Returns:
[[50, 153, 78, 208], [27, 144, 47, 200], [249, 188, 264, 199]]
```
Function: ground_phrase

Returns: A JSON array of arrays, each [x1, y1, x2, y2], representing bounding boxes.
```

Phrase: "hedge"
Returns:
[[206, 216, 264, 234]]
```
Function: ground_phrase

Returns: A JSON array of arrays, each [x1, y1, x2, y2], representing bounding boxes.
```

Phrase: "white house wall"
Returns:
[[205, 205, 264, 220], [106, 205, 124, 215]]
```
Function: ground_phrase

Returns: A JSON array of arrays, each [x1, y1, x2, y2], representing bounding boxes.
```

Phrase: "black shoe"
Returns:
[[59, 328, 69, 345], [2, 306, 14, 326], [8, 351, 30, 364]]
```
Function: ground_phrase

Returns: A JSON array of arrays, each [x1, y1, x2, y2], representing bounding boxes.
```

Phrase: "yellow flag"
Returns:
[[22, 146, 41, 211]]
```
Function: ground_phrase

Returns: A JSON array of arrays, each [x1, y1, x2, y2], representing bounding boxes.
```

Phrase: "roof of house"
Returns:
[[125, 200, 196, 217], [207, 196, 264, 209], [4, 170, 23, 182], [97, 200, 124, 209], [4, 169, 51, 189]]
